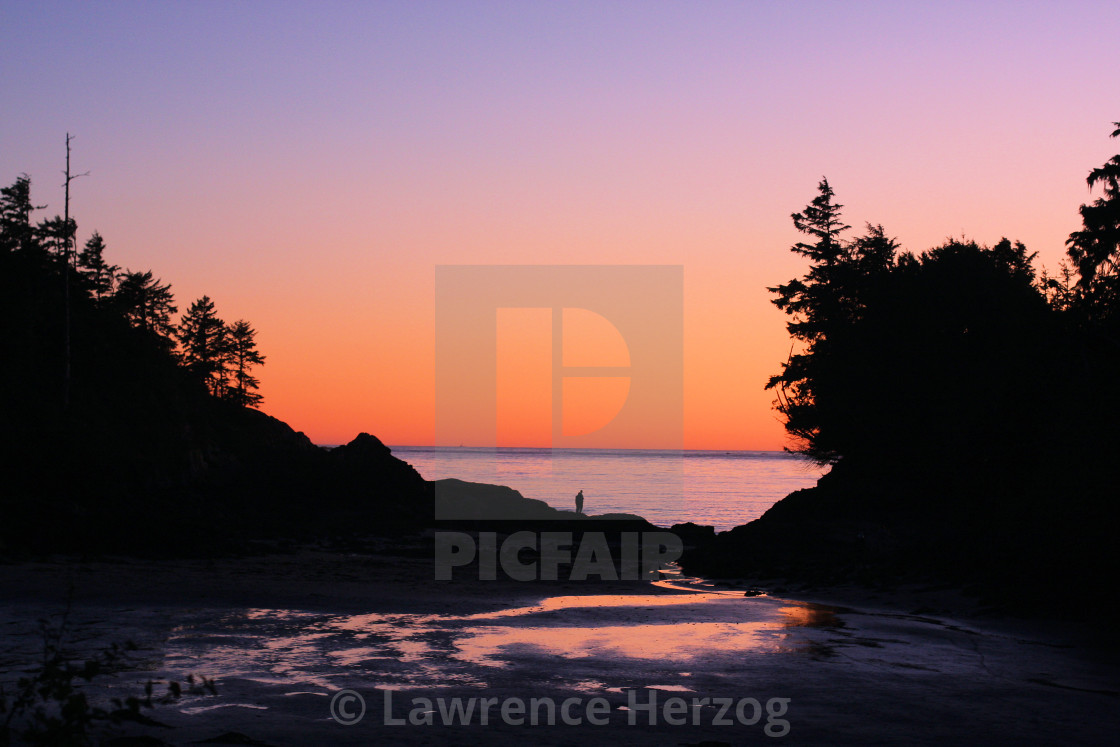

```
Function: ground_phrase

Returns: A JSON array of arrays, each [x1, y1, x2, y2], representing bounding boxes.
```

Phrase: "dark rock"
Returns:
[[434, 478, 566, 521], [670, 521, 717, 548], [329, 432, 393, 461]]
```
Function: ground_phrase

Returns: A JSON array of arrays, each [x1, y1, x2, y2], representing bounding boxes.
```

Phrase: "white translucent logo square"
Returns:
[[434, 265, 683, 520]]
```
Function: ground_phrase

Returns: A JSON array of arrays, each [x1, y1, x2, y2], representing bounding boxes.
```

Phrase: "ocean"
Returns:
[[390, 447, 826, 533]]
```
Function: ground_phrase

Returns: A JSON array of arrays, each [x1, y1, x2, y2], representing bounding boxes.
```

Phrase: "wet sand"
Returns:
[[1, 545, 1117, 745]]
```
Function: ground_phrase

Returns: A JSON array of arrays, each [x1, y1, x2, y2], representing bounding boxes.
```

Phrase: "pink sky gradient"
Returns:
[[3, 1, 1118, 448]]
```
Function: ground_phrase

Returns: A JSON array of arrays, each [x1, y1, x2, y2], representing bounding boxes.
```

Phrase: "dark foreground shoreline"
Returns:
[[2, 538, 1117, 746]]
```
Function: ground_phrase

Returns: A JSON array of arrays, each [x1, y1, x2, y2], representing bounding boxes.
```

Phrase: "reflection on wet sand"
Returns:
[[445, 589, 845, 666], [453, 622, 778, 665], [162, 586, 848, 694], [3, 578, 1114, 746], [778, 603, 844, 629], [154, 582, 846, 695]]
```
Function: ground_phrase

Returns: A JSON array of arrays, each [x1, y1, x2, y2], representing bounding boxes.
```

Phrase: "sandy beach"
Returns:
[[2, 540, 1117, 746]]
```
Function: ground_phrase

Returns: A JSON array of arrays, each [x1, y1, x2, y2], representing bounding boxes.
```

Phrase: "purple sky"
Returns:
[[3, 1, 1117, 447]]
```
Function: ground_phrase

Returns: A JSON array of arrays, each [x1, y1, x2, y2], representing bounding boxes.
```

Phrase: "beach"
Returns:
[[2, 540, 1116, 745]]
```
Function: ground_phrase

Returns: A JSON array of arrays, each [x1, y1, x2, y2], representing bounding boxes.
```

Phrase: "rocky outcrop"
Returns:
[[679, 461, 968, 585], [434, 478, 567, 521], [679, 456, 1120, 622]]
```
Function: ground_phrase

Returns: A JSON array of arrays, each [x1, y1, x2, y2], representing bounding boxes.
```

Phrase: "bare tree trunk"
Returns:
[[63, 133, 72, 411], [61, 132, 89, 412]]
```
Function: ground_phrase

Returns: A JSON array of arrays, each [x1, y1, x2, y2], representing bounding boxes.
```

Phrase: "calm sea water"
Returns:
[[390, 447, 826, 533]]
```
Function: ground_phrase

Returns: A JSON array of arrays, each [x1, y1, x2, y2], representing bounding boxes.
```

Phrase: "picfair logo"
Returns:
[[434, 265, 683, 521]]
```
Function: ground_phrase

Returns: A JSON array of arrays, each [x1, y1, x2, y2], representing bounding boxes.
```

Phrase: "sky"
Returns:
[[2, 1, 1118, 450]]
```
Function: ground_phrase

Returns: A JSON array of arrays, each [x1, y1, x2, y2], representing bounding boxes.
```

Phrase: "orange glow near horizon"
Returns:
[[563, 308, 630, 368], [5, 3, 1116, 450], [496, 308, 553, 448]]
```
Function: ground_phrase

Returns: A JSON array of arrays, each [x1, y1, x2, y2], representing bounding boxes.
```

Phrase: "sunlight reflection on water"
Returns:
[[452, 622, 780, 666], [393, 447, 825, 531], [0, 586, 850, 717], [155, 586, 843, 695]]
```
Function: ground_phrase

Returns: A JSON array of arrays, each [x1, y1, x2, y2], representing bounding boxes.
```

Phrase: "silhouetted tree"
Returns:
[[1040, 261, 1077, 311], [0, 175, 43, 254], [33, 215, 79, 409], [767, 180, 846, 459], [1, 164, 290, 557], [1051, 122, 1120, 516], [769, 178, 851, 336], [765, 180, 901, 462], [765, 171, 1058, 473], [35, 215, 76, 262], [113, 270, 177, 340], [226, 319, 265, 406], [700, 129, 1120, 613], [177, 296, 231, 396], [77, 232, 118, 303], [1066, 122, 1120, 315]]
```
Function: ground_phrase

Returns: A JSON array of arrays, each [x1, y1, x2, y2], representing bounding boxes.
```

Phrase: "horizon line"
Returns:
[[322, 442, 803, 455]]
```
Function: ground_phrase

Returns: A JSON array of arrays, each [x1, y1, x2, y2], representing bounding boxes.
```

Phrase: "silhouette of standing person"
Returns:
[[575, 490, 584, 515]]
